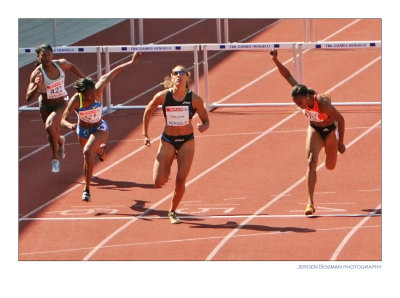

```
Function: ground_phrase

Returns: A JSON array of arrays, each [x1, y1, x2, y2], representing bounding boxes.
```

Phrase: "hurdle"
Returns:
[[102, 44, 200, 113], [202, 41, 381, 110], [19, 41, 381, 113]]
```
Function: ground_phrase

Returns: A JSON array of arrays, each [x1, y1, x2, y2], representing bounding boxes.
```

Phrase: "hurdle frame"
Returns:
[[18, 40, 381, 113]]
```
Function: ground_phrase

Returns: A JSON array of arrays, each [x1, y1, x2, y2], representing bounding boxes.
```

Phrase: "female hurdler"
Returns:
[[270, 49, 346, 215]]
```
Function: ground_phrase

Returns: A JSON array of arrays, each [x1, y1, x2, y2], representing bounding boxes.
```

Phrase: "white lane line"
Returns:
[[20, 213, 381, 221], [18, 136, 161, 220], [205, 120, 381, 260], [330, 204, 381, 260], [19, 224, 380, 258], [325, 56, 381, 94]]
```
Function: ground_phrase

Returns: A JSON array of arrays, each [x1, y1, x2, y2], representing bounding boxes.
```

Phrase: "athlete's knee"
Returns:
[[83, 145, 93, 159], [45, 120, 55, 132], [176, 175, 186, 186], [154, 176, 167, 188], [307, 152, 318, 170], [325, 160, 336, 170], [154, 179, 164, 188]]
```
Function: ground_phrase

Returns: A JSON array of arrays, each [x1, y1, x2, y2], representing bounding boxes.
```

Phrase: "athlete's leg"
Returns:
[[153, 140, 176, 187], [43, 102, 66, 160], [81, 130, 109, 192], [169, 139, 195, 213], [305, 126, 324, 206], [323, 128, 339, 170]]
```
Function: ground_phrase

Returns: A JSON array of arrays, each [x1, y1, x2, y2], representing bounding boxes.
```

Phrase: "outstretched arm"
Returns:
[[95, 52, 141, 93], [269, 49, 298, 87]]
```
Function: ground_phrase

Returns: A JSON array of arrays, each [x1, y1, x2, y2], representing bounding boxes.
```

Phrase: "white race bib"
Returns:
[[78, 107, 102, 123], [165, 106, 189, 126], [46, 79, 68, 99], [303, 109, 324, 122]]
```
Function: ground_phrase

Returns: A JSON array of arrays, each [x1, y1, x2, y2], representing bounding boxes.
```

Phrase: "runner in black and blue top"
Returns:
[[62, 52, 141, 202], [143, 65, 210, 224]]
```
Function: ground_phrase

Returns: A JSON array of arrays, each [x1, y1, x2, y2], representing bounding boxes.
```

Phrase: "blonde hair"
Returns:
[[162, 65, 191, 88]]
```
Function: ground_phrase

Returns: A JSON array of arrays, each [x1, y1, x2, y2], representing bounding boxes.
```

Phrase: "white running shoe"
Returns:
[[51, 159, 60, 173], [168, 211, 180, 224], [58, 136, 66, 159]]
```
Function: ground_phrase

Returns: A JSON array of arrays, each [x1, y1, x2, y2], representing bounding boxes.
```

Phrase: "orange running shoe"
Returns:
[[304, 204, 315, 216]]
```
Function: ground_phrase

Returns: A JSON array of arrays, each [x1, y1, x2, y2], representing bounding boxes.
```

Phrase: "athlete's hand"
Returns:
[[269, 49, 278, 59], [338, 143, 346, 154], [197, 121, 209, 133], [34, 72, 43, 87], [70, 123, 77, 131], [143, 135, 151, 147], [131, 52, 142, 64]]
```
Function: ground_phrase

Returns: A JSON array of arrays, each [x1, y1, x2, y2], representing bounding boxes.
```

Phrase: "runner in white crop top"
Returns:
[[25, 44, 84, 173]]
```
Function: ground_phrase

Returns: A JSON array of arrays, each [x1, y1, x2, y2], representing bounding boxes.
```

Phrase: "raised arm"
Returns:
[[95, 52, 141, 93], [269, 49, 298, 87]]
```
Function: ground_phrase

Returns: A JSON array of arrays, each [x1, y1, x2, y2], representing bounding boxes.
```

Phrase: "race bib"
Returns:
[[303, 109, 324, 122], [165, 106, 189, 126], [46, 79, 68, 99], [78, 107, 102, 123]]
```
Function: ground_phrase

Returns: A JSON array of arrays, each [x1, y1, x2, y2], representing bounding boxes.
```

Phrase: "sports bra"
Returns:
[[303, 93, 328, 122], [162, 89, 197, 126], [75, 93, 102, 124], [39, 61, 68, 99]]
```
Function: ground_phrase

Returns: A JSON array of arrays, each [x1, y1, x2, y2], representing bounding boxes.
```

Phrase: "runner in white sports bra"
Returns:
[[62, 52, 141, 202], [143, 65, 210, 224], [26, 44, 84, 173]]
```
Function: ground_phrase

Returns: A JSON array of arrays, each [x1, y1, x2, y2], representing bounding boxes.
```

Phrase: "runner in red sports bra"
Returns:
[[270, 49, 346, 216], [304, 93, 328, 122]]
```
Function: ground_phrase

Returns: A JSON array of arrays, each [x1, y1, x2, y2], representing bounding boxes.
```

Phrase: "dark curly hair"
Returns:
[[291, 84, 315, 98], [73, 77, 95, 93], [35, 44, 53, 55]]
